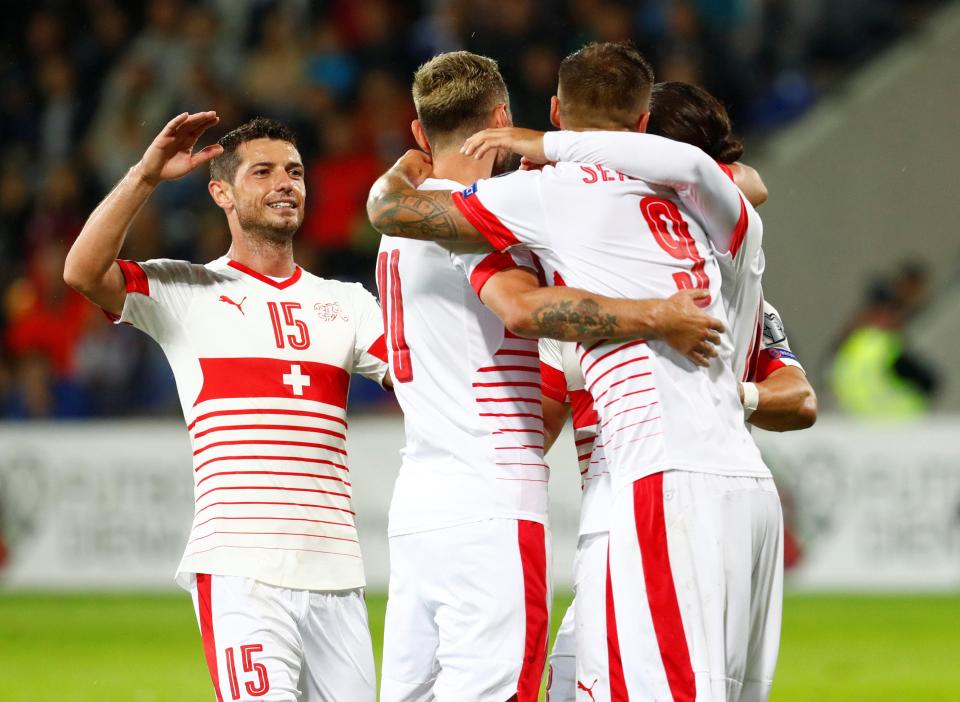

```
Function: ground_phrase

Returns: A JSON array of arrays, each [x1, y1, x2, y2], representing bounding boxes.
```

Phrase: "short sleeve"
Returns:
[[539, 338, 567, 403], [116, 258, 206, 342], [350, 283, 389, 385], [451, 248, 537, 298], [752, 300, 805, 382], [451, 171, 547, 253]]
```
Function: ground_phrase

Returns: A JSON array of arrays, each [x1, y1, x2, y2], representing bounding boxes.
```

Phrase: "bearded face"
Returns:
[[223, 138, 306, 243]]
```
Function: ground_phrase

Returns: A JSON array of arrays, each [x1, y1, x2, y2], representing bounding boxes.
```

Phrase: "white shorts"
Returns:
[[606, 471, 783, 702], [381, 518, 552, 702], [546, 531, 610, 702], [187, 574, 375, 702]]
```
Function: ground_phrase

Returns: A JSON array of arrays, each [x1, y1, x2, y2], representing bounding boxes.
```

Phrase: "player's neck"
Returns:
[[226, 232, 296, 278], [430, 150, 495, 188]]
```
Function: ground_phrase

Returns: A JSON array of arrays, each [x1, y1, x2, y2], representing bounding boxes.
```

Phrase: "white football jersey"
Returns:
[[455, 134, 769, 490], [377, 178, 549, 536], [542, 133, 768, 382], [114, 256, 387, 591]]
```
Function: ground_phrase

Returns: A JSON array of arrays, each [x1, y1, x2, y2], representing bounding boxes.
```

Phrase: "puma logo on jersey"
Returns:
[[577, 678, 599, 701], [218, 295, 247, 315]]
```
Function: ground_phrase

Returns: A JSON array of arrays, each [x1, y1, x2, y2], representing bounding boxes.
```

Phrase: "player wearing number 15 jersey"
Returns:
[[65, 115, 387, 702]]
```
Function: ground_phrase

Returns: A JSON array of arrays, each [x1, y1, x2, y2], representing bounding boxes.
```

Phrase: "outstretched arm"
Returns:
[[366, 150, 489, 246], [64, 111, 222, 315], [481, 267, 724, 366]]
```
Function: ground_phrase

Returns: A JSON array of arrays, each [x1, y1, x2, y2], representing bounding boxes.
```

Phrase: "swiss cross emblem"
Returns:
[[314, 302, 348, 322], [282, 364, 311, 396]]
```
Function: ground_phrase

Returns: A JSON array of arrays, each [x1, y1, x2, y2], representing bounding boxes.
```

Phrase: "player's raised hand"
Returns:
[[135, 111, 224, 186], [655, 289, 726, 367], [461, 127, 548, 164], [393, 149, 433, 187]]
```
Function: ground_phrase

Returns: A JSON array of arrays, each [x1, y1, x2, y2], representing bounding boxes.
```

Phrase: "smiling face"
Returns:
[[211, 137, 306, 242]]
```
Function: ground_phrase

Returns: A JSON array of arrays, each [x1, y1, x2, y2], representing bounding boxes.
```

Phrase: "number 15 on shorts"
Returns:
[[224, 644, 270, 699]]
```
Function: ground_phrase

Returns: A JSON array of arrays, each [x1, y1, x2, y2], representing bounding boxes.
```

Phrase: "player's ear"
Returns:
[[411, 120, 431, 154], [550, 96, 561, 129], [492, 102, 511, 128], [208, 179, 233, 211], [636, 111, 651, 133]]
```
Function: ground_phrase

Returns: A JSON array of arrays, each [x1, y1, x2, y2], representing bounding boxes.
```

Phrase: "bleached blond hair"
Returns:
[[412, 51, 509, 151]]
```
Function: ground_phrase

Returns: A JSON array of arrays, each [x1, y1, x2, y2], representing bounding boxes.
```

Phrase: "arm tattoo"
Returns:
[[368, 175, 484, 244], [531, 298, 618, 340]]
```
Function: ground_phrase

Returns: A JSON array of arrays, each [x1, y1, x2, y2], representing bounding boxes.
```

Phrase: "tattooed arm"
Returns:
[[481, 268, 725, 367], [367, 150, 490, 246]]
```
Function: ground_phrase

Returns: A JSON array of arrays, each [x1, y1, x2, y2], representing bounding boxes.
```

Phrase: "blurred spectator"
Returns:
[[0, 0, 947, 418], [831, 268, 940, 419]]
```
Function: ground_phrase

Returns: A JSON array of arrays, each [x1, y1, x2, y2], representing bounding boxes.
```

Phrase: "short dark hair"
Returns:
[[412, 51, 509, 151], [647, 82, 743, 163], [209, 117, 298, 182], [557, 42, 654, 129]]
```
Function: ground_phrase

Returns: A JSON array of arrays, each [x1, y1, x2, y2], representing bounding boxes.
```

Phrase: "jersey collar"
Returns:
[[227, 259, 302, 289]]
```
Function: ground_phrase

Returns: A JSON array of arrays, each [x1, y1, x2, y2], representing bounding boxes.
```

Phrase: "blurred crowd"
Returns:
[[0, 0, 943, 418]]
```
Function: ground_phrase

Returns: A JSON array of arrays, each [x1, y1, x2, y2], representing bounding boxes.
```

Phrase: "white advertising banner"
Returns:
[[0, 417, 958, 591]]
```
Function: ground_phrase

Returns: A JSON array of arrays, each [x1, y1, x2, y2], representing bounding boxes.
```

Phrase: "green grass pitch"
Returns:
[[1, 592, 958, 701]]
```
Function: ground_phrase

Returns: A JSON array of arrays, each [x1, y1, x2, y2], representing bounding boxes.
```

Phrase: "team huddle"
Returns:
[[65, 40, 815, 702]]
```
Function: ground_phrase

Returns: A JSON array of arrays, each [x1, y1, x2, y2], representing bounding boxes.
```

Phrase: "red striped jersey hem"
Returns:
[[193, 514, 355, 530], [196, 484, 351, 503], [194, 500, 355, 517], [496, 477, 550, 483], [196, 470, 351, 488], [496, 462, 550, 469], [495, 428, 545, 435], [194, 454, 349, 473], [185, 544, 361, 559], [189, 530, 359, 545], [495, 445, 544, 451], [188, 408, 347, 431]]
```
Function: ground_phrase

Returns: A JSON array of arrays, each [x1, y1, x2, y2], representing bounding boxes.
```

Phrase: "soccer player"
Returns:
[[541, 298, 813, 702], [64, 113, 388, 702], [367, 42, 782, 702], [377, 52, 725, 702]]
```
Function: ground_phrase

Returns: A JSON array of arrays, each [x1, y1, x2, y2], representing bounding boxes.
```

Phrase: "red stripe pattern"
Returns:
[[516, 521, 549, 701], [578, 340, 661, 463], [634, 473, 696, 701], [196, 573, 225, 702], [182, 355, 361, 568], [474, 332, 548, 484]]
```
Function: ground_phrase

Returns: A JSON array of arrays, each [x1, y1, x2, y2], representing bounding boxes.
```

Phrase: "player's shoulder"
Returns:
[[139, 257, 222, 285]]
